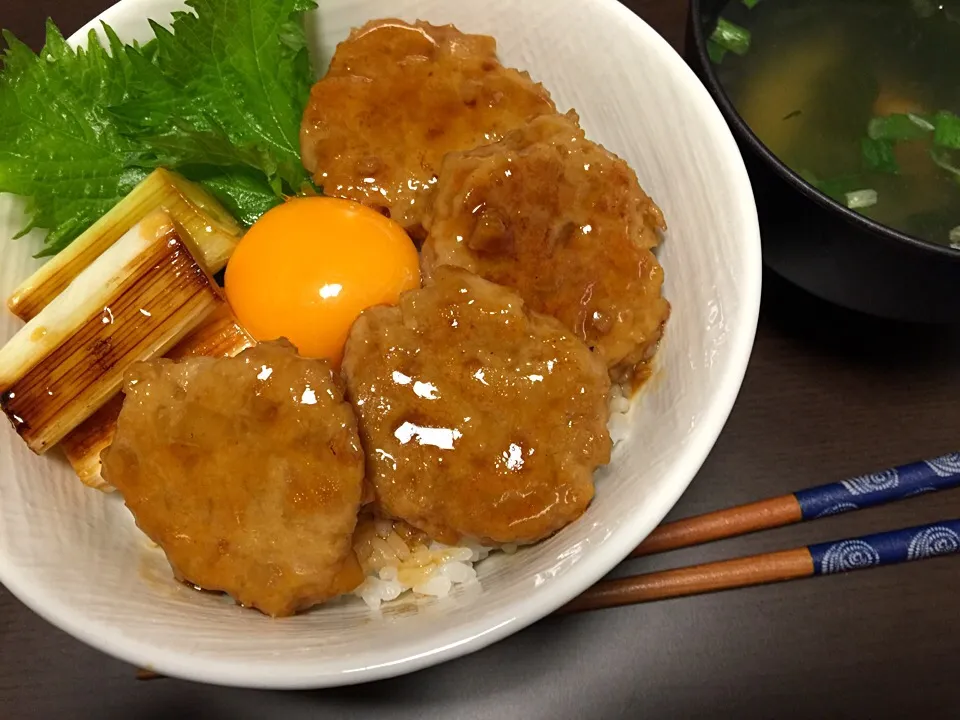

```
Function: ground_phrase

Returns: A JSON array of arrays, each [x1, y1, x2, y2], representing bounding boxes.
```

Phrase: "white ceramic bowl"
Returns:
[[0, 0, 761, 689]]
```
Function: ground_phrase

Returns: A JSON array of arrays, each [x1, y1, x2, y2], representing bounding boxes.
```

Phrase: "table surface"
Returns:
[[3, 1, 960, 717]]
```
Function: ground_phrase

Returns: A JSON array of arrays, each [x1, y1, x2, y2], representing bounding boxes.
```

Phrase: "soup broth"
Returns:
[[713, 0, 960, 248]]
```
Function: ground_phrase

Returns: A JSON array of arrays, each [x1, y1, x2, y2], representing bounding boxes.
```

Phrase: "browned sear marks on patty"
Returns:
[[301, 19, 556, 234], [422, 111, 670, 380], [101, 341, 366, 617], [341, 267, 611, 546]]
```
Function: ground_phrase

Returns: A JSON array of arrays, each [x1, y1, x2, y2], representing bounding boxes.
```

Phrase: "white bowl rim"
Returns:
[[0, 0, 762, 688]]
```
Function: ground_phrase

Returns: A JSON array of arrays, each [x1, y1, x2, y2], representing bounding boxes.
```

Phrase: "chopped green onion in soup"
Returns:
[[867, 113, 933, 141], [907, 113, 936, 132], [711, 18, 751, 57], [707, 40, 729, 64], [933, 110, 960, 149], [861, 137, 899, 174], [844, 189, 878, 209], [808, 174, 870, 204]]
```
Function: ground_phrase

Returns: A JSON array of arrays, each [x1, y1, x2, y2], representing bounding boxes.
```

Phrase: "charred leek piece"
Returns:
[[60, 306, 256, 491], [7, 169, 241, 322], [0, 212, 225, 453]]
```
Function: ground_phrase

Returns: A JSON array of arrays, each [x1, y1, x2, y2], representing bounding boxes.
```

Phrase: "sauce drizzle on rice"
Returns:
[[352, 517, 491, 609]]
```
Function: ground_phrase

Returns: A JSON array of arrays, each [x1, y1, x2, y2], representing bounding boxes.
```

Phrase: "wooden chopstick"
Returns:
[[558, 548, 812, 613], [631, 452, 960, 558], [630, 496, 802, 558], [559, 518, 960, 614]]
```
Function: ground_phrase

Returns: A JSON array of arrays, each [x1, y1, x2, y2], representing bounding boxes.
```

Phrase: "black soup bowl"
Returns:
[[687, 0, 960, 323]]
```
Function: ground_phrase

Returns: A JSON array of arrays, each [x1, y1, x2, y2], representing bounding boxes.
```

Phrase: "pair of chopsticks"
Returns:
[[559, 452, 960, 614], [134, 453, 960, 681]]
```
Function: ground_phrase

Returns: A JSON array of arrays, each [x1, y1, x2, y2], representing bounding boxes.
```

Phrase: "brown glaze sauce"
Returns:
[[301, 19, 556, 235], [422, 112, 670, 379], [342, 267, 611, 546]]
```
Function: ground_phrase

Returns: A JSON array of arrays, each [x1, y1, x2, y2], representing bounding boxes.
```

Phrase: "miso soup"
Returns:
[[710, 0, 960, 248]]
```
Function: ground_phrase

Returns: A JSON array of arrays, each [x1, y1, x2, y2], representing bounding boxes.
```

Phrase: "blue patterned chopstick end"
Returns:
[[794, 453, 960, 521], [809, 520, 960, 576]]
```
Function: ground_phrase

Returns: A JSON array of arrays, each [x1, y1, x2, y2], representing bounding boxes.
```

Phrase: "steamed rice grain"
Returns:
[[353, 518, 487, 609]]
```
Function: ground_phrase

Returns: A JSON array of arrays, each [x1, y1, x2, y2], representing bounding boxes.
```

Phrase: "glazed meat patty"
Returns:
[[101, 341, 366, 617], [422, 111, 670, 381], [341, 267, 611, 546], [300, 19, 556, 235]]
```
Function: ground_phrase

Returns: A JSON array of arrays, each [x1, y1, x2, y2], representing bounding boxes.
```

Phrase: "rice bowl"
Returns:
[[0, 0, 761, 688]]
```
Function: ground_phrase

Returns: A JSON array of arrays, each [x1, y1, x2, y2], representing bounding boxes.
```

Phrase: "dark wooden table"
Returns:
[[3, 1, 960, 717]]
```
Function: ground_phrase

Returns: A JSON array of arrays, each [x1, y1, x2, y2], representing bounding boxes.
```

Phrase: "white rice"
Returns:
[[354, 387, 633, 610], [352, 518, 491, 610], [607, 382, 632, 445]]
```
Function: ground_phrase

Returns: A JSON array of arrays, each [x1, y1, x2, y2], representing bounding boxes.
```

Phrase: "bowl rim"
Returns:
[[689, 0, 960, 261], [0, 0, 762, 688]]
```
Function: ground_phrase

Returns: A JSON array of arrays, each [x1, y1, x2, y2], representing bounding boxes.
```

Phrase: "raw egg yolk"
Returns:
[[225, 197, 420, 363]]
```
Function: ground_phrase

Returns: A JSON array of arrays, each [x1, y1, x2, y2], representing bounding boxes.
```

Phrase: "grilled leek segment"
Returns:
[[7, 169, 241, 322], [0, 212, 225, 453]]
